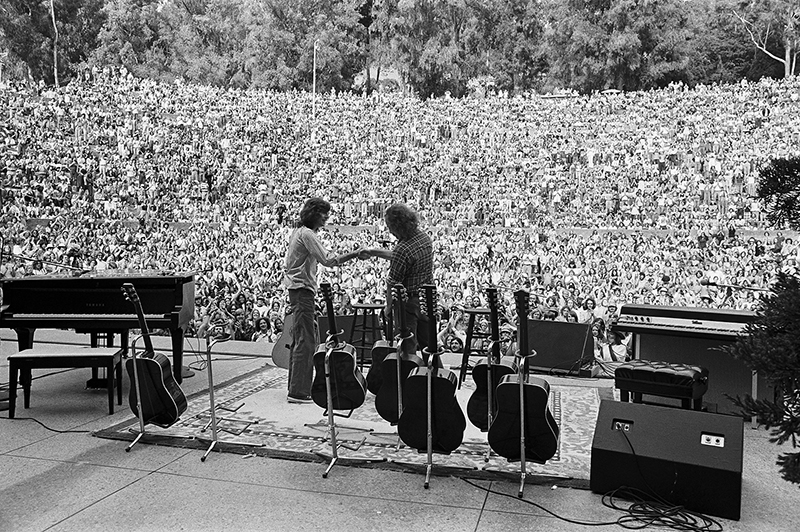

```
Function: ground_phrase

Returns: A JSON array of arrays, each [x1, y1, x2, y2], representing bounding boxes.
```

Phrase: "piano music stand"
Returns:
[[198, 331, 263, 462]]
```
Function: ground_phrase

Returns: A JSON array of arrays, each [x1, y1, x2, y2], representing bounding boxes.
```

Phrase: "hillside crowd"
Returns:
[[1, 68, 799, 353]]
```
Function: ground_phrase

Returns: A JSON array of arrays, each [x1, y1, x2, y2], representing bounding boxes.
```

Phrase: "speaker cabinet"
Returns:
[[525, 320, 594, 375], [590, 400, 743, 520]]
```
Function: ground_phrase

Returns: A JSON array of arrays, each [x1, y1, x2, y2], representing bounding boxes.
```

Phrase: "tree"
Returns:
[[386, 0, 472, 98], [91, 0, 175, 80], [539, 0, 692, 93], [733, 0, 800, 77], [723, 157, 800, 487], [460, 0, 546, 94], [757, 157, 800, 231], [684, 0, 756, 85], [0, 0, 105, 85]]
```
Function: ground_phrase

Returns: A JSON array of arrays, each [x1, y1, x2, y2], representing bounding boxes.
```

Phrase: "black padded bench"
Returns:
[[8, 346, 124, 418], [614, 360, 709, 411]]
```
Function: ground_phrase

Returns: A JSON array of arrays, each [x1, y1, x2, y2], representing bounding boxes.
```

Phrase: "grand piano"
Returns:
[[612, 304, 767, 414], [0, 271, 195, 383]]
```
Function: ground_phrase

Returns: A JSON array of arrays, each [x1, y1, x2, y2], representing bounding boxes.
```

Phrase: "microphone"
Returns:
[[700, 279, 716, 286]]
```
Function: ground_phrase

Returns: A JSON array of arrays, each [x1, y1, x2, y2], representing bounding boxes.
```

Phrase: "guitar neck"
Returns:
[[422, 284, 439, 368], [320, 283, 341, 343], [486, 287, 501, 364], [514, 289, 530, 376], [123, 283, 155, 354]]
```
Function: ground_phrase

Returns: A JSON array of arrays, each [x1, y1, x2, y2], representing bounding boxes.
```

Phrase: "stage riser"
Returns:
[[590, 400, 743, 521]]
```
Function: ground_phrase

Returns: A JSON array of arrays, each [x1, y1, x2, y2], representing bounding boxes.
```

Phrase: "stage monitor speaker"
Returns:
[[590, 400, 743, 520], [526, 320, 594, 376]]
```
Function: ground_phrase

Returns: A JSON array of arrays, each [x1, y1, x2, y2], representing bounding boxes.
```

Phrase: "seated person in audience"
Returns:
[[251, 317, 273, 342], [599, 329, 630, 362], [591, 318, 609, 361]]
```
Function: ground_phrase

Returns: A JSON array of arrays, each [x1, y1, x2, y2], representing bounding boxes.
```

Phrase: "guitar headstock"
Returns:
[[486, 286, 501, 356], [319, 282, 333, 302], [420, 284, 438, 356], [486, 287, 498, 309], [514, 289, 530, 360], [121, 283, 139, 303], [513, 289, 530, 320], [392, 283, 408, 339], [318, 283, 340, 343], [392, 284, 408, 306]]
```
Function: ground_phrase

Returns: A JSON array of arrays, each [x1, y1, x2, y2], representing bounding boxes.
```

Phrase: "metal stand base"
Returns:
[[198, 436, 263, 462], [125, 429, 145, 452], [198, 334, 264, 462]]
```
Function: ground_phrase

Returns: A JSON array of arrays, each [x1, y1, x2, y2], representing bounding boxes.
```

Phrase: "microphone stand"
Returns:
[[0, 249, 88, 274], [702, 280, 769, 292]]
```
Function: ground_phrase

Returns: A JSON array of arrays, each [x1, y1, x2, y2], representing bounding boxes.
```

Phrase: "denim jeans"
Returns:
[[287, 288, 319, 397]]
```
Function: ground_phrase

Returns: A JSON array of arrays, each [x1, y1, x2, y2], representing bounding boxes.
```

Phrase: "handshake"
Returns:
[[347, 245, 389, 263]]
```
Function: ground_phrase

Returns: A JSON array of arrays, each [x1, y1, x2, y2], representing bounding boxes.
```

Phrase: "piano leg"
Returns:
[[14, 328, 35, 350], [171, 328, 187, 383]]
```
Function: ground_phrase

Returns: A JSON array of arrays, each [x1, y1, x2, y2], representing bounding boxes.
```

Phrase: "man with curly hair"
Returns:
[[283, 197, 362, 403], [361, 203, 434, 355]]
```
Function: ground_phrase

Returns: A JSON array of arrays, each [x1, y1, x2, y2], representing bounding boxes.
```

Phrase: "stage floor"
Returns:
[[1, 330, 798, 532]]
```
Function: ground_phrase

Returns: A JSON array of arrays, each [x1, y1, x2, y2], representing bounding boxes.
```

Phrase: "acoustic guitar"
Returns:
[[466, 286, 518, 431], [488, 289, 559, 462], [271, 313, 293, 370], [310, 283, 367, 411], [121, 283, 187, 428], [365, 308, 392, 395], [375, 284, 423, 424], [397, 284, 466, 453]]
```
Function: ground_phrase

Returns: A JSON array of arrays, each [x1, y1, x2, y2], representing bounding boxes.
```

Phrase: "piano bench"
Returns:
[[614, 360, 709, 411], [7, 346, 124, 419]]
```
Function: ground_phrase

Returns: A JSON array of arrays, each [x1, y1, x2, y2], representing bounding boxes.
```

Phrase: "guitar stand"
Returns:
[[314, 341, 375, 478], [484, 340, 496, 463], [126, 335, 150, 452], [199, 336, 263, 462], [517, 363, 528, 498], [198, 402, 257, 436], [423, 347, 445, 489], [371, 331, 416, 454]]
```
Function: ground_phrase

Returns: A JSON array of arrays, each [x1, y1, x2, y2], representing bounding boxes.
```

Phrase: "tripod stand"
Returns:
[[199, 332, 263, 462]]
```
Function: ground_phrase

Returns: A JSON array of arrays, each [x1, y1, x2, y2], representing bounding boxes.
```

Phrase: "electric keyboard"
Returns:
[[0, 271, 195, 382], [613, 304, 755, 341]]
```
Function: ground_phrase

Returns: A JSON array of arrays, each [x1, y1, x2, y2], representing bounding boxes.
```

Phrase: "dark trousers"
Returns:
[[396, 294, 429, 359], [287, 288, 318, 397]]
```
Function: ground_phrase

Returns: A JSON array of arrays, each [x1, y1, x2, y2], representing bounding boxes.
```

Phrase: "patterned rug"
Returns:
[[94, 364, 613, 487]]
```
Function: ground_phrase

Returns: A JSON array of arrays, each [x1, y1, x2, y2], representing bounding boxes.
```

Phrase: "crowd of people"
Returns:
[[2, 68, 799, 359]]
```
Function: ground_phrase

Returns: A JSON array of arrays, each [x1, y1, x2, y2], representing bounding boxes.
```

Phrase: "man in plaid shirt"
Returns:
[[361, 203, 434, 355]]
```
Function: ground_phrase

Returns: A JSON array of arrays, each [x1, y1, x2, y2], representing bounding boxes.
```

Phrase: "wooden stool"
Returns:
[[349, 303, 383, 370], [615, 359, 709, 411], [8, 346, 124, 418], [457, 307, 492, 388]]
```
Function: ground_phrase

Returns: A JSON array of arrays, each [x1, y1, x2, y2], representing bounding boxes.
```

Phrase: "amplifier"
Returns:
[[590, 400, 743, 520]]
